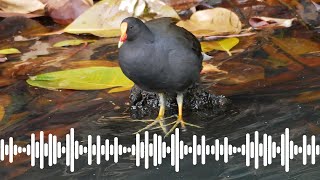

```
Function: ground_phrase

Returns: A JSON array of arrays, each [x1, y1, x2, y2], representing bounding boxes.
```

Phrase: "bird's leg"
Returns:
[[166, 93, 201, 137], [134, 93, 168, 134], [155, 93, 167, 133]]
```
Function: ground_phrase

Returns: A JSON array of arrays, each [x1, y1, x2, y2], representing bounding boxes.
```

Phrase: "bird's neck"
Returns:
[[137, 28, 154, 44]]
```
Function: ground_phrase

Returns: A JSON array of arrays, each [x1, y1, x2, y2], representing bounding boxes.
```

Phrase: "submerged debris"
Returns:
[[129, 84, 232, 119]]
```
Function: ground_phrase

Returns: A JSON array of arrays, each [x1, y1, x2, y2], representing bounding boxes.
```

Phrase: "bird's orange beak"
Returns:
[[118, 22, 128, 48]]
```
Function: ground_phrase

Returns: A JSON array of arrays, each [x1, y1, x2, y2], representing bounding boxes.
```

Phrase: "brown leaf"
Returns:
[[291, 90, 320, 103], [0, 106, 4, 121], [0, 57, 7, 62], [312, 1, 320, 12], [0, 16, 49, 40], [205, 62, 265, 85], [177, 8, 242, 37], [0, 11, 44, 18], [0, 0, 45, 14], [45, 0, 93, 25], [200, 62, 228, 74], [162, 0, 202, 10], [249, 16, 296, 29], [272, 37, 320, 56], [0, 93, 11, 107]]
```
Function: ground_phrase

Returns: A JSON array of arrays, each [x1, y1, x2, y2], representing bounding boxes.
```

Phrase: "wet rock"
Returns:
[[129, 84, 232, 119]]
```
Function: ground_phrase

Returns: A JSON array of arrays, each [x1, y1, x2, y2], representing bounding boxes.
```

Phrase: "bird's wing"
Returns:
[[146, 17, 203, 61]]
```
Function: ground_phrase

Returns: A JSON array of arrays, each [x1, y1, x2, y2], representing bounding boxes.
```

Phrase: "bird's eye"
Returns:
[[129, 26, 133, 29]]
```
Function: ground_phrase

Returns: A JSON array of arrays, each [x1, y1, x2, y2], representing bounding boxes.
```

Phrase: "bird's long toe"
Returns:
[[133, 116, 168, 134], [165, 118, 202, 137]]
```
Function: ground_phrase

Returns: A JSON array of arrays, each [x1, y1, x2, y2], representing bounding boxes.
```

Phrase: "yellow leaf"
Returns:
[[108, 86, 133, 93], [26, 67, 134, 91], [0, 48, 21, 55], [177, 8, 242, 37], [53, 39, 95, 47], [201, 38, 239, 56]]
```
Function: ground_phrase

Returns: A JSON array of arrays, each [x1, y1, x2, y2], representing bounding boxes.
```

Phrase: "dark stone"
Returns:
[[129, 84, 232, 119]]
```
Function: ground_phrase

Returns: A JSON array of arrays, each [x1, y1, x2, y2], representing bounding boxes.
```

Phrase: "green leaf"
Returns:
[[201, 38, 239, 56], [0, 48, 21, 55], [26, 67, 134, 93], [53, 39, 95, 47]]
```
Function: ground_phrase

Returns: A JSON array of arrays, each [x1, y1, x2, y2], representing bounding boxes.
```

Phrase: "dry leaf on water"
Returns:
[[0, 16, 49, 39], [177, 8, 242, 37], [53, 39, 95, 47], [290, 90, 320, 103], [0, 106, 4, 121], [201, 63, 228, 74], [64, 0, 131, 37], [272, 37, 320, 56], [45, 0, 93, 25], [0, 0, 45, 14], [249, 17, 296, 29], [312, 1, 320, 12], [64, 0, 179, 37]]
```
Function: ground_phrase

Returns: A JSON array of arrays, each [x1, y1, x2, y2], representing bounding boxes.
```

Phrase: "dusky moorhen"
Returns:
[[118, 17, 203, 135]]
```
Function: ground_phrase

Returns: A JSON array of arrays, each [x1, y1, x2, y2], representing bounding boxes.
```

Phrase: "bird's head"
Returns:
[[118, 17, 149, 48]]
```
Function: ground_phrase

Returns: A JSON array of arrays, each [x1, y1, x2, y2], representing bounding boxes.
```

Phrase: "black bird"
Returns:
[[118, 17, 203, 135]]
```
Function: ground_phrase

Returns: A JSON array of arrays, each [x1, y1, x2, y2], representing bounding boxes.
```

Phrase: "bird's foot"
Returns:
[[133, 115, 174, 134], [165, 117, 201, 137]]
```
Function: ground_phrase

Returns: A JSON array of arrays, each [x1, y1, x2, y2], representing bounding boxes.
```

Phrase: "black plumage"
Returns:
[[118, 17, 203, 135], [119, 17, 203, 93]]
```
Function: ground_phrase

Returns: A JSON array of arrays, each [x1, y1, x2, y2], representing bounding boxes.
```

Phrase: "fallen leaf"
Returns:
[[0, 11, 44, 18], [0, 93, 11, 107], [312, 1, 320, 12], [27, 67, 134, 92], [0, 106, 4, 121], [205, 62, 265, 85], [45, 0, 93, 25], [21, 41, 50, 61], [163, 0, 202, 11], [144, 0, 180, 19], [0, 48, 21, 55], [108, 86, 133, 93], [0, 57, 7, 62], [177, 8, 242, 37], [201, 32, 255, 41], [200, 63, 228, 74], [0, 16, 49, 39], [249, 17, 296, 29], [0, 0, 45, 14], [64, 0, 131, 37], [272, 37, 320, 56], [266, 57, 288, 68], [291, 90, 320, 103], [119, 0, 146, 16], [53, 39, 95, 47], [201, 38, 239, 56], [64, 0, 179, 37], [296, 0, 320, 27]]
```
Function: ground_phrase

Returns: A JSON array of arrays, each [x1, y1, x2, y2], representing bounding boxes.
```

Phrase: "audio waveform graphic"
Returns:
[[0, 128, 318, 172]]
